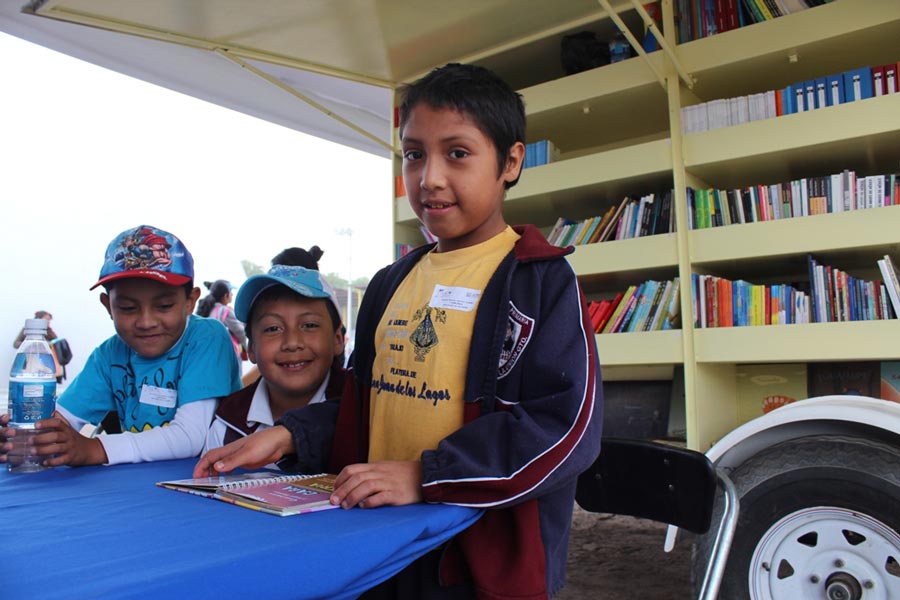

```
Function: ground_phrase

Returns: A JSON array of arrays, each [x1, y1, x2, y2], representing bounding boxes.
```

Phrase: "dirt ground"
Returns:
[[556, 506, 692, 600]]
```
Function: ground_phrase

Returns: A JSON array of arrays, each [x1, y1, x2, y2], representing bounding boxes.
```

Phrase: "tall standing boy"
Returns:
[[196, 63, 603, 599], [1, 224, 242, 466]]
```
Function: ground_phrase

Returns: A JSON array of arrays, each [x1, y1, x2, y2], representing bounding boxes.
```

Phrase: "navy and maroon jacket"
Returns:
[[278, 225, 603, 599]]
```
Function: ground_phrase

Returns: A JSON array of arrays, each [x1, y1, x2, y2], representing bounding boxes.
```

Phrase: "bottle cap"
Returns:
[[23, 318, 49, 335]]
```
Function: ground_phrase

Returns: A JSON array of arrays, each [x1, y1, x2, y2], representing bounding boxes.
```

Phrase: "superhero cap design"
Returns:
[[91, 225, 194, 290]]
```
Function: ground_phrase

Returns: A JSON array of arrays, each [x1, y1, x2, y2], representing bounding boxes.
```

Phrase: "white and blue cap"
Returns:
[[235, 265, 341, 324], [91, 225, 194, 290]]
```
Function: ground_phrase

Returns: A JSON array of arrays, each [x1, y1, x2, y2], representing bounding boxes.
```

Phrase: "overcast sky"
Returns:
[[0, 31, 394, 392]]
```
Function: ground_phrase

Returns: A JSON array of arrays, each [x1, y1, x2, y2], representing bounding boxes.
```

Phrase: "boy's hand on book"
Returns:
[[331, 460, 423, 509], [193, 426, 294, 478], [33, 411, 108, 466]]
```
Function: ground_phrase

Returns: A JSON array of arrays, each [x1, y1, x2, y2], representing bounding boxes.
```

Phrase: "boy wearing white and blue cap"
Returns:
[[203, 265, 347, 454], [0, 225, 242, 467]]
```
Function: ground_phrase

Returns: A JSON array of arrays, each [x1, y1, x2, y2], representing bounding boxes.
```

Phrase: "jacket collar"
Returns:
[[511, 224, 573, 262]]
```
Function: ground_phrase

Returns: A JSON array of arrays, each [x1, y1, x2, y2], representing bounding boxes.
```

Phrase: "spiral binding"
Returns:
[[220, 473, 322, 490]]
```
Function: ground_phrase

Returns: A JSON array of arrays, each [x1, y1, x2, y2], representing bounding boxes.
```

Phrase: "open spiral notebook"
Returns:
[[157, 472, 339, 516]]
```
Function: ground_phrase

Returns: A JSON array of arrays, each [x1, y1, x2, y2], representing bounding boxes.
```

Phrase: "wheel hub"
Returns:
[[749, 507, 900, 600], [824, 571, 861, 600]]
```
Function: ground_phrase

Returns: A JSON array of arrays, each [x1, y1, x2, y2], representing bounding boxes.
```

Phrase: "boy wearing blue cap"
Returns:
[[203, 265, 347, 453], [0, 225, 242, 467]]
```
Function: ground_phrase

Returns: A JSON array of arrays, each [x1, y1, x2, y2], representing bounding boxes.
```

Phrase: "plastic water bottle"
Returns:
[[7, 318, 57, 473]]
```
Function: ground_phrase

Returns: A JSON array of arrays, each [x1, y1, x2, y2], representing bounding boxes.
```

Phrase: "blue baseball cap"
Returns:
[[235, 265, 342, 323], [91, 225, 194, 290]]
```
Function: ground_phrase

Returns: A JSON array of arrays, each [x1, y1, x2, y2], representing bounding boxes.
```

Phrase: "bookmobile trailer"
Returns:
[[5, 2, 899, 598]]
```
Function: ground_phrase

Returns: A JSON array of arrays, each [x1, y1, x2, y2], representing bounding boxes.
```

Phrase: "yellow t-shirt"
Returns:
[[368, 227, 520, 462]]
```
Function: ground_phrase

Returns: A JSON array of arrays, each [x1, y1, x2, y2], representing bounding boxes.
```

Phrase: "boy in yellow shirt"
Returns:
[[196, 63, 603, 599]]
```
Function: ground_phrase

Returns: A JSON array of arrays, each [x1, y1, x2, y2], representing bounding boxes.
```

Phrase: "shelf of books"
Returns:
[[676, 2, 900, 101], [684, 94, 900, 186]]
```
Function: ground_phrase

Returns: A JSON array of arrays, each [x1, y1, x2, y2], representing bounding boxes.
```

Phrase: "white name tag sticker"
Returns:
[[139, 384, 177, 408], [430, 285, 481, 312]]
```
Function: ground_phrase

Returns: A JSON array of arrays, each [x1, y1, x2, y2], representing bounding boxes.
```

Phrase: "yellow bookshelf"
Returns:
[[392, 0, 900, 450]]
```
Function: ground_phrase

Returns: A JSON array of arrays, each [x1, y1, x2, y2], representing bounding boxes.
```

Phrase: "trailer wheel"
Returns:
[[693, 435, 900, 600]]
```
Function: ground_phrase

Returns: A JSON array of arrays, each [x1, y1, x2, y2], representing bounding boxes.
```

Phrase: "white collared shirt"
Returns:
[[202, 372, 331, 454]]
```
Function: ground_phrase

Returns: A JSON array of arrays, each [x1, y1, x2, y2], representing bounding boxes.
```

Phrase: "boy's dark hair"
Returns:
[[271, 246, 323, 270], [398, 62, 526, 190]]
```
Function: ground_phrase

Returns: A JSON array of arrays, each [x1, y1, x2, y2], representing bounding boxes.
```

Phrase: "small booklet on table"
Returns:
[[157, 472, 338, 517]]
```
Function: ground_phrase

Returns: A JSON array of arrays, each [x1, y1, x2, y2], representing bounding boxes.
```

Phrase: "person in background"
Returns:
[[0, 224, 242, 466], [195, 63, 603, 599], [13, 310, 66, 383], [197, 279, 247, 363], [13, 310, 57, 348], [203, 264, 346, 454]]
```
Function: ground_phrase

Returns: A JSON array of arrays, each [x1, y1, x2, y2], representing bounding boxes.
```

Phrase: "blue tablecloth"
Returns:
[[0, 459, 482, 600]]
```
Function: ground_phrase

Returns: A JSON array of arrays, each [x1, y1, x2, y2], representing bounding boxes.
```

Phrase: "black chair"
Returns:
[[575, 437, 739, 600]]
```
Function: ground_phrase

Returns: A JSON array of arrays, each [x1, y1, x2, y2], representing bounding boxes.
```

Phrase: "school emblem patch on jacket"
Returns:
[[498, 303, 534, 378]]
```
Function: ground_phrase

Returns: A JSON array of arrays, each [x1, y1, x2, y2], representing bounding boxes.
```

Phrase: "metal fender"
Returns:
[[706, 394, 900, 470], [665, 395, 900, 552]]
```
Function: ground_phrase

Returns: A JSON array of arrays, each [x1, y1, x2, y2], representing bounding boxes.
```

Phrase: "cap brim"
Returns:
[[90, 270, 193, 290]]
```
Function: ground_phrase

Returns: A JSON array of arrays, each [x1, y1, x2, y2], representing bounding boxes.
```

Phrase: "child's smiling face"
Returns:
[[401, 103, 524, 253], [101, 279, 199, 358], [247, 295, 343, 410]]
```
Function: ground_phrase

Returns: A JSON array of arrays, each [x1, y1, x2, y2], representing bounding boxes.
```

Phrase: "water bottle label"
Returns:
[[8, 381, 56, 424]]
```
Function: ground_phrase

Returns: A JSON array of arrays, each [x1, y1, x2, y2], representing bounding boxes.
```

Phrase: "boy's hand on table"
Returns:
[[193, 425, 294, 478], [34, 411, 108, 466], [331, 461, 423, 509]]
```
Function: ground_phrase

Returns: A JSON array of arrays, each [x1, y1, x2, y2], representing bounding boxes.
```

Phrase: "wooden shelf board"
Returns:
[[691, 204, 900, 265], [695, 320, 900, 363], [568, 233, 678, 276], [521, 55, 669, 152], [596, 329, 684, 366], [684, 94, 900, 187], [601, 364, 676, 382]]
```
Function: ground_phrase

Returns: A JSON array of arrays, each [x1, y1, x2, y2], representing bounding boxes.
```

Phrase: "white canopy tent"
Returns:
[[0, 0, 641, 157], [0, 0, 395, 157]]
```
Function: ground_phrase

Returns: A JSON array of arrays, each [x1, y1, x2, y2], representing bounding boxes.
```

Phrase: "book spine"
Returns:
[[611, 288, 641, 333], [880, 256, 900, 318], [603, 285, 637, 333]]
